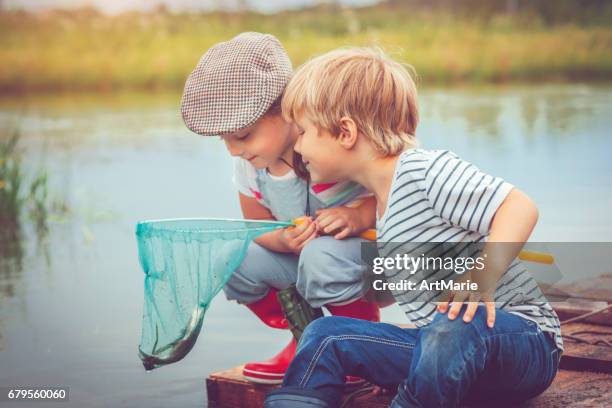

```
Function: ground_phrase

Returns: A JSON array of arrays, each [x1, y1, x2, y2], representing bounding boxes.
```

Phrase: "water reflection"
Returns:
[[420, 85, 612, 148], [0, 226, 24, 299]]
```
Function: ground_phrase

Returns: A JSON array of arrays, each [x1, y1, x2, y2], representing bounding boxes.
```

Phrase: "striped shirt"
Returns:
[[377, 149, 563, 351]]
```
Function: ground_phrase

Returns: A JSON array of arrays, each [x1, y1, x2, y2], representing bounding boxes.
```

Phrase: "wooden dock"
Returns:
[[207, 275, 612, 407]]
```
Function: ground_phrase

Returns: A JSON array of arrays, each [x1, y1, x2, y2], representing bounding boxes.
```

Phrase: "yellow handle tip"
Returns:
[[518, 250, 555, 265], [360, 229, 377, 241], [291, 216, 309, 226]]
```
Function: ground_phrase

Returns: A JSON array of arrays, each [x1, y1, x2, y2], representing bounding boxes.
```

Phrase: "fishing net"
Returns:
[[135, 218, 291, 370]]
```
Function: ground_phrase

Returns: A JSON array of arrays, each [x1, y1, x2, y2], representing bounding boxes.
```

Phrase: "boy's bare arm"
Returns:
[[439, 188, 539, 327], [239, 193, 317, 254], [239, 191, 276, 221], [315, 196, 377, 240], [485, 188, 539, 243], [477, 187, 539, 282]]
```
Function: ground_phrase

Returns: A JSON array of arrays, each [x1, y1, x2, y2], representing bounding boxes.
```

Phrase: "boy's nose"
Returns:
[[223, 138, 242, 157], [294, 135, 302, 154]]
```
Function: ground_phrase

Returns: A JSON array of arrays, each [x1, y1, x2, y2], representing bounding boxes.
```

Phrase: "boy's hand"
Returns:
[[315, 206, 364, 240], [437, 291, 496, 328], [436, 272, 496, 328], [280, 216, 318, 255]]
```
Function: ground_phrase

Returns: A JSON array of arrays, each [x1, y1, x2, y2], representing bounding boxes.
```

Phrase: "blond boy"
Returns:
[[264, 48, 562, 408]]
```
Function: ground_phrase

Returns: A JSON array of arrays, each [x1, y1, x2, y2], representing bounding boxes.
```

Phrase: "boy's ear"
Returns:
[[338, 116, 358, 150]]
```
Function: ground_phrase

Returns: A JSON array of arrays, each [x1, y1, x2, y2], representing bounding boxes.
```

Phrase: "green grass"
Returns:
[[0, 130, 24, 227], [0, 130, 50, 234], [0, 5, 611, 92]]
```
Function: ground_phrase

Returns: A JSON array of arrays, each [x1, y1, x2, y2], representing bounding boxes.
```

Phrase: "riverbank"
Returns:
[[1, 4, 611, 93]]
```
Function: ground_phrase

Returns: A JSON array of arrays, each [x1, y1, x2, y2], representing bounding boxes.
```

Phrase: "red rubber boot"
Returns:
[[242, 288, 297, 384], [326, 297, 380, 322], [326, 296, 380, 385]]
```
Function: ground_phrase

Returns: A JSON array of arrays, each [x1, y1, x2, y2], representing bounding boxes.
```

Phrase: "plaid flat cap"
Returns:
[[181, 32, 292, 136]]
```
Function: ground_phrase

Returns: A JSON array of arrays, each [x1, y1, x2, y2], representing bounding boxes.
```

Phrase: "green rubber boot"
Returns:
[[276, 284, 324, 342]]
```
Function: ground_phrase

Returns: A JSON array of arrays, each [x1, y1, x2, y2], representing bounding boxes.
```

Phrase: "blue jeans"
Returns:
[[265, 306, 560, 408]]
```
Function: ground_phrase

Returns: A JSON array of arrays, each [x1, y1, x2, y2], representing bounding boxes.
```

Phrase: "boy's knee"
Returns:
[[298, 238, 334, 271], [302, 316, 344, 339], [423, 308, 488, 349], [415, 309, 488, 374], [300, 316, 356, 349], [297, 237, 366, 306], [238, 243, 274, 276]]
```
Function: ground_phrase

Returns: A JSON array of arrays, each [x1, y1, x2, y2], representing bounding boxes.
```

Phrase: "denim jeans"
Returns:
[[264, 306, 560, 408]]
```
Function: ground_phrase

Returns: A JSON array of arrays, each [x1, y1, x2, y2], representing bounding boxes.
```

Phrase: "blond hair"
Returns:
[[282, 47, 419, 156]]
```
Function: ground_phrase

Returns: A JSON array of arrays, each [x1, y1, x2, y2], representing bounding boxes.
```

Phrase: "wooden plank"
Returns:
[[561, 343, 612, 373], [520, 370, 612, 408], [207, 366, 272, 408], [553, 300, 612, 326], [560, 322, 612, 373], [553, 273, 612, 302], [562, 322, 612, 335]]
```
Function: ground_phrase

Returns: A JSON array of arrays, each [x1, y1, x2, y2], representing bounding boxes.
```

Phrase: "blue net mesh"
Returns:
[[135, 218, 291, 370]]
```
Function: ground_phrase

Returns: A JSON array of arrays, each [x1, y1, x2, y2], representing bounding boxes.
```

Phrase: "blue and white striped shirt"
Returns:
[[377, 149, 563, 350]]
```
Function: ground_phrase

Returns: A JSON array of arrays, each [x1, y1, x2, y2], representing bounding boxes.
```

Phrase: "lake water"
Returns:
[[0, 84, 611, 407]]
